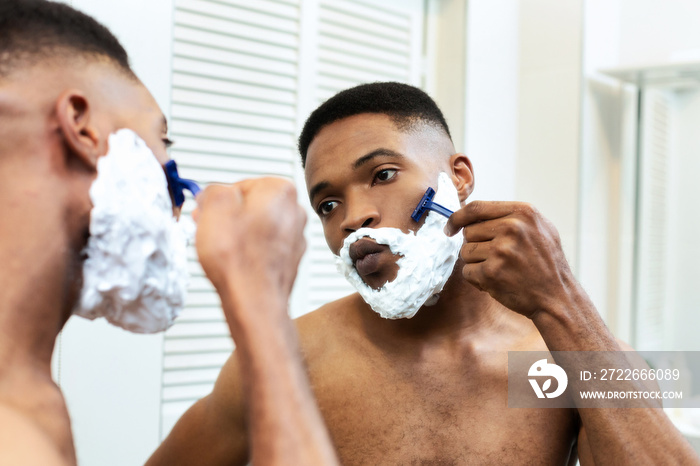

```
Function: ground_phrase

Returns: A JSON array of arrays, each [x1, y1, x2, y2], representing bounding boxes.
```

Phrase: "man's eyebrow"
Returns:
[[308, 181, 330, 204], [161, 116, 169, 134], [353, 148, 404, 169], [309, 148, 404, 203]]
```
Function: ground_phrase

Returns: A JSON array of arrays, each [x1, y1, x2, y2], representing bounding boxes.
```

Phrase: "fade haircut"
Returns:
[[0, 0, 133, 78], [298, 82, 451, 167]]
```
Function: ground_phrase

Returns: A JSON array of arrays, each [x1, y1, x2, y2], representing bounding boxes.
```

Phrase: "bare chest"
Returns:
[[309, 354, 577, 465]]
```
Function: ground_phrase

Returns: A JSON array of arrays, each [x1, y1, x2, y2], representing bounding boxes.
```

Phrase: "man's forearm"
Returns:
[[532, 285, 699, 465], [222, 286, 339, 466]]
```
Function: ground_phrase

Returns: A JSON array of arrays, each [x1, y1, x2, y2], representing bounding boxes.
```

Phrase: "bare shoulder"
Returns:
[[0, 404, 66, 465], [294, 293, 365, 364]]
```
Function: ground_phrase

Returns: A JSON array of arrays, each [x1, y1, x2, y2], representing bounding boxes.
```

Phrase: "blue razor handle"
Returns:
[[165, 160, 201, 207], [411, 187, 454, 222]]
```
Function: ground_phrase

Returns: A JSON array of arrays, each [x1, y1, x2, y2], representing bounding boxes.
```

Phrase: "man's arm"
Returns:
[[445, 201, 699, 465], [149, 178, 338, 466]]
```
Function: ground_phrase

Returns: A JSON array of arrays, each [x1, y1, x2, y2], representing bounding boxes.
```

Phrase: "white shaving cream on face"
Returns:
[[335, 173, 463, 319], [73, 129, 191, 333]]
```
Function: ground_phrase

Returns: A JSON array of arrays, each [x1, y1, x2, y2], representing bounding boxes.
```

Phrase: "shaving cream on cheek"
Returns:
[[73, 129, 191, 333], [335, 172, 463, 319]]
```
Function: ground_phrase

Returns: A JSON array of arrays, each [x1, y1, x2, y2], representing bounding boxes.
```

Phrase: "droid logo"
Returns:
[[528, 359, 568, 399]]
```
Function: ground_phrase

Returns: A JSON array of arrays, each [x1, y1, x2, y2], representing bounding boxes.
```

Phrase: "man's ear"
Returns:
[[449, 153, 474, 202], [56, 90, 101, 171]]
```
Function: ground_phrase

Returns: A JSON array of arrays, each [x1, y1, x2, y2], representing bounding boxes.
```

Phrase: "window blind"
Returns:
[[161, 0, 425, 438]]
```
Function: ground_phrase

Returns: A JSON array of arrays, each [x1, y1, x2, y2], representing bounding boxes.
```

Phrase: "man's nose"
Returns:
[[340, 193, 380, 233]]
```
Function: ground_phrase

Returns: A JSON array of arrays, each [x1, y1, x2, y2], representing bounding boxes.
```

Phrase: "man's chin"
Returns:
[[357, 263, 400, 290]]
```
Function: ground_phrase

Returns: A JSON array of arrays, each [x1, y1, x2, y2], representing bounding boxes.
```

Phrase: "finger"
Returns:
[[445, 201, 523, 236], [463, 218, 500, 242], [236, 176, 295, 196], [461, 262, 487, 291], [460, 241, 490, 264], [198, 184, 243, 214]]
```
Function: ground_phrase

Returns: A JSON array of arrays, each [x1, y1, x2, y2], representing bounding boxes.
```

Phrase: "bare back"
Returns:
[[0, 375, 74, 465]]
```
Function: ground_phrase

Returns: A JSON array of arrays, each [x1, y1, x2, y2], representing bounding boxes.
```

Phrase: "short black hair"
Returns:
[[298, 82, 451, 167], [0, 0, 133, 77]]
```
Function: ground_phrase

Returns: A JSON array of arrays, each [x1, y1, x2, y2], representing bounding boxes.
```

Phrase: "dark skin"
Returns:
[[301, 114, 578, 464], [152, 114, 575, 465], [154, 112, 700, 465]]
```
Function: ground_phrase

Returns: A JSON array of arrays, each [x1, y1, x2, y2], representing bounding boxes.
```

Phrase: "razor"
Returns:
[[411, 187, 453, 222], [164, 160, 201, 207]]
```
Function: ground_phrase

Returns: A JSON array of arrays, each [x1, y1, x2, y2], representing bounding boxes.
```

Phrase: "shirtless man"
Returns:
[[0, 2, 336, 464], [152, 82, 699, 465]]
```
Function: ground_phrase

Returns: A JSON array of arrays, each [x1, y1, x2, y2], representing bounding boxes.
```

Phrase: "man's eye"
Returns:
[[375, 168, 397, 183], [318, 200, 339, 216], [163, 138, 174, 149]]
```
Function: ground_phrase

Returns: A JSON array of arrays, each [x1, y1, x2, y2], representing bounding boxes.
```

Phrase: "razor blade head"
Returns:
[[165, 160, 186, 207], [165, 160, 202, 208], [411, 187, 436, 222]]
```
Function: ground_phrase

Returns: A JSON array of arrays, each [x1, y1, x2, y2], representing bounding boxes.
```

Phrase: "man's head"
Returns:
[[0, 0, 171, 165], [301, 82, 474, 291], [0, 0, 132, 79], [298, 82, 452, 167], [0, 0, 173, 316]]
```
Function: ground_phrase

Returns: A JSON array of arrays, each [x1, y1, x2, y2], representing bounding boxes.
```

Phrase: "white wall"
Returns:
[[464, 0, 583, 265], [515, 0, 582, 267], [55, 1, 174, 465], [464, 0, 520, 202], [618, 0, 700, 65]]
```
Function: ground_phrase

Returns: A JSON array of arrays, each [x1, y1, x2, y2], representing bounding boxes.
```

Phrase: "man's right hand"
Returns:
[[193, 177, 307, 317]]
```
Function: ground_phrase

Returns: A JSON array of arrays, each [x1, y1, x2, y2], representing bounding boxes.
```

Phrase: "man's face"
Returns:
[[84, 66, 181, 216], [89, 69, 172, 164], [304, 113, 455, 289]]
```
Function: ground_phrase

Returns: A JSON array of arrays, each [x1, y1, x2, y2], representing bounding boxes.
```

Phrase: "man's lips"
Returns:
[[349, 238, 390, 277]]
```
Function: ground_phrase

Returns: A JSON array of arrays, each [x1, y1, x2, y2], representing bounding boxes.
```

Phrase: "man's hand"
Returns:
[[193, 177, 307, 312], [444, 201, 575, 319]]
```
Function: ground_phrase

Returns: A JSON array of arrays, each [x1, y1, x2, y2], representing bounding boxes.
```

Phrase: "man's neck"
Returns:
[[0, 177, 74, 373]]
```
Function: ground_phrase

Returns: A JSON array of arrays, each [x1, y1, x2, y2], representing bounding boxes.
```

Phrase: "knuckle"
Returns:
[[519, 202, 538, 218], [503, 218, 524, 237], [482, 261, 499, 280], [493, 242, 509, 259], [469, 201, 483, 216]]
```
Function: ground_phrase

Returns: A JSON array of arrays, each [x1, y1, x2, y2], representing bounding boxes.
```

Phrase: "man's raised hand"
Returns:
[[444, 201, 577, 319], [193, 177, 307, 315]]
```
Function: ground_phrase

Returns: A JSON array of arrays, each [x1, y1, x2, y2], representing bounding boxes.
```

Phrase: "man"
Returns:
[[0, 1, 337, 464], [153, 82, 700, 465]]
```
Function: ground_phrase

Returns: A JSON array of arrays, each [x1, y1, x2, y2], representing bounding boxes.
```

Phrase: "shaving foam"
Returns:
[[73, 129, 191, 333], [335, 173, 463, 319]]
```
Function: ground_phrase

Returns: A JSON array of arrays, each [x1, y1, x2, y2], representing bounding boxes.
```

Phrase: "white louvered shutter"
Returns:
[[634, 89, 673, 350], [161, 0, 302, 436], [161, 0, 425, 437]]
